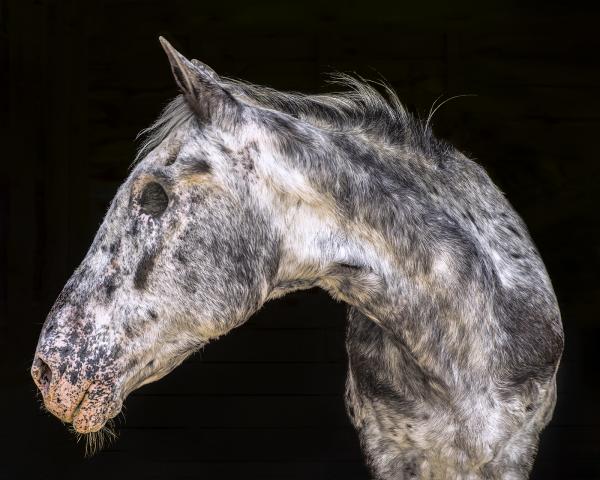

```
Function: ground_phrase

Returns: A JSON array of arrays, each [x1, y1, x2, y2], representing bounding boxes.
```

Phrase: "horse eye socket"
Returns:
[[139, 182, 168, 216]]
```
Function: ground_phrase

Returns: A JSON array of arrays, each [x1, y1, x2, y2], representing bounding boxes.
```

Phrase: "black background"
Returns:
[[2, 1, 600, 479]]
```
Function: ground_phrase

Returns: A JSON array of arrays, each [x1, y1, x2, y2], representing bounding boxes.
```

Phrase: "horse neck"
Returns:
[[262, 133, 417, 325], [261, 129, 492, 365]]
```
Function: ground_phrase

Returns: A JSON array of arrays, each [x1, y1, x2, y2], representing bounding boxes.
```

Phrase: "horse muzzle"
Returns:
[[31, 353, 117, 433]]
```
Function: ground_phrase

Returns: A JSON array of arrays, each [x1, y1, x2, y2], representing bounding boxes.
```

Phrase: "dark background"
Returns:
[[2, 1, 599, 479]]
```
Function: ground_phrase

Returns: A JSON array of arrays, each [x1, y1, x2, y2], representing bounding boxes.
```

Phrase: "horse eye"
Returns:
[[139, 182, 168, 216]]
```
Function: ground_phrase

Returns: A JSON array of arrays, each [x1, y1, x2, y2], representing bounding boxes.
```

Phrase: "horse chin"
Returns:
[[71, 399, 111, 434], [70, 386, 122, 434]]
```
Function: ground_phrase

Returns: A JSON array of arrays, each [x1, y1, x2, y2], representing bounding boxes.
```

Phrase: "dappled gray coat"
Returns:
[[31, 38, 564, 479]]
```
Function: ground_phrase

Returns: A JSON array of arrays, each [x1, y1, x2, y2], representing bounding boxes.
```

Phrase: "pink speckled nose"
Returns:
[[31, 355, 53, 397], [31, 354, 91, 424]]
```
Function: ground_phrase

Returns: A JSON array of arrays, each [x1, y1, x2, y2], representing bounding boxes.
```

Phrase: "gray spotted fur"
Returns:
[[32, 38, 563, 479]]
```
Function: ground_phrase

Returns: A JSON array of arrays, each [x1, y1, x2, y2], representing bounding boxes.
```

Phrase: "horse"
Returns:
[[31, 37, 564, 479]]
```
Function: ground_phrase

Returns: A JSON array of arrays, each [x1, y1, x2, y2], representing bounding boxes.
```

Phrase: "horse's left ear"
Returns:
[[159, 36, 240, 124]]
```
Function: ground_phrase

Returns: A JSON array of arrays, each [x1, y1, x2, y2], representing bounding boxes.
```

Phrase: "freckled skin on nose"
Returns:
[[31, 357, 52, 396]]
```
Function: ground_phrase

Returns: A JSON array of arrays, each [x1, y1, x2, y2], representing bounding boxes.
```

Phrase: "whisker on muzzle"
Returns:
[[70, 418, 119, 457]]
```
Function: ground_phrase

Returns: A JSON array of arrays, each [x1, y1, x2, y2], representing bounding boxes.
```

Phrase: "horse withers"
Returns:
[[31, 37, 563, 479]]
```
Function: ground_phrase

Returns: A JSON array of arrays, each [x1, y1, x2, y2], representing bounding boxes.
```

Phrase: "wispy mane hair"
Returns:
[[136, 73, 451, 163]]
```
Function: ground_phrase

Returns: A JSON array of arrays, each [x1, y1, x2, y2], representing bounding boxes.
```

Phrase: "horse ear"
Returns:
[[159, 36, 240, 124], [190, 58, 219, 80]]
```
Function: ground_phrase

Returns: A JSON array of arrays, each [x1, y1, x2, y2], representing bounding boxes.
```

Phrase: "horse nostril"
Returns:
[[32, 356, 53, 396]]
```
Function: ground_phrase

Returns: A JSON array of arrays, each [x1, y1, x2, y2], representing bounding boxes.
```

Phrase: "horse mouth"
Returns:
[[70, 391, 122, 434], [71, 403, 116, 434]]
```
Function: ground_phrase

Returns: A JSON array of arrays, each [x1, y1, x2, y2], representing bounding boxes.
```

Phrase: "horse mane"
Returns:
[[136, 73, 449, 163], [135, 95, 195, 163]]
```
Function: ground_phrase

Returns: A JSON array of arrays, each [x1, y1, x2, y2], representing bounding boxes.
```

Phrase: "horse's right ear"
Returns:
[[159, 36, 241, 125]]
